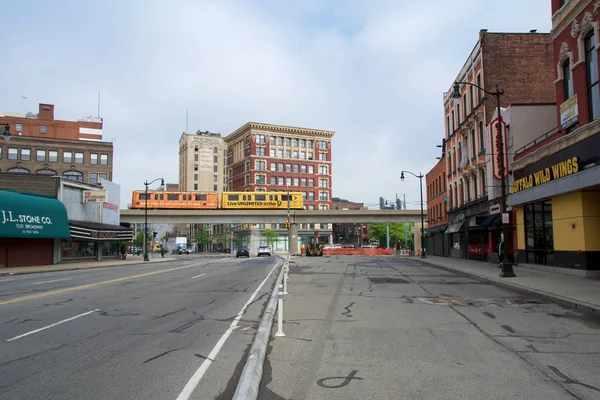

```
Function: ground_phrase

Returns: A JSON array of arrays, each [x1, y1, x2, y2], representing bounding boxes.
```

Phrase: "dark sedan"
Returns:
[[236, 247, 250, 258]]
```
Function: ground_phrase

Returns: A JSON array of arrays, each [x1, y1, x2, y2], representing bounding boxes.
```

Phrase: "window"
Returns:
[[63, 170, 83, 181], [471, 129, 476, 158], [21, 148, 31, 161], [278, 177, 284, 185], [319, 191, 328, 201], [277, 150, 283, 158], [75, 152, 84, 164], [563, 59, 573, 99], [481, 169, 487, 196], [292, 138, 298, 146], [0, 147, 2, 159], [36, 169, 56, 176], [463, 94, 467, 119], [451, 110, 455, 132], [319, 165, 328, 174], [465, 177, 471, 202], [214, 165, 218, 172], [473, 173, 478, 198], [308, 178, 314, 187], [213, 146, 218, 153], [40, 125, 47, 133], [457, 104, 461, 123], [8, 148, 18, 160], [286, 177, 292, 186], [36, 150, 46, 162], [193, 194, 206, 201], [523, 201, 554, 265], [446, 116, 450, 137], [277, 163, 284, 172], [476, 74, 482, 102], [270, 136, 276, 145], [585, 32, 600, 121], [167, 194, 179, 200], [479, 121, 484, 152], [245, 161, 250, 172], [307, 140, 313, 148], [300, 139, 305, 147], [90, 173, 98, 184], [277, 137, 283, 145], [256, 175, 265, 184], [301, 178, 306, 186], [457, 142, 462, 166], [270, 176, 276, 185], [8, 167, 29, 174], [308, 192, 314, 200], [194, 154, 198, 162], [64, 151, 72, 163], [256, 160, 266, 170], [302, 192, 307, 199], [301, 165, 307, 173], [319, 153, 327, 161], [89, 153, 98, 164], [48, 150, 58, 162], [194, 164, 198, 171], [469, 86, 474, 111], [194, 174, 198, 181], [214, 155, 219, 163], [293, 164, 299, 173], [319, 141, 327, 149], [300, 151, 306, 159], [194, 145, 198, 152], [308, 165, 314, 174], [293, 150, 298, 158], [194, 183, 198, 190], [308, 152, 313, 160], [270, 149, 275, 157], [15, 123, 22, 132], [99, 173, 108, 181], [285, 138, 291, 146], [286, 164, 292, 172], [285, 150, 291, 158], [214, 175, 218, 182], [293, 177, 299, 186]]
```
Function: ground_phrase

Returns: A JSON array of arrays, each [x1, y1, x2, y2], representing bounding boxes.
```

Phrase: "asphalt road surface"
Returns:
[[0, 255, 281, 400]]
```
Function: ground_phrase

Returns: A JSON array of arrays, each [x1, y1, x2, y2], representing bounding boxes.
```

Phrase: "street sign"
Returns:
[[502, 212, 510, 224]]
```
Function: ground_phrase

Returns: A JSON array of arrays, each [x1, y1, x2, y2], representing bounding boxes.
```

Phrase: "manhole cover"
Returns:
[[368, 277, 410, 284]]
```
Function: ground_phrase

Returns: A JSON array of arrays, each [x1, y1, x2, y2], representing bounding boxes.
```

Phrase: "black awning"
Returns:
[[445, 221, 464, 234], [480, 214, 500, 228], [69, 221, 133, 241]]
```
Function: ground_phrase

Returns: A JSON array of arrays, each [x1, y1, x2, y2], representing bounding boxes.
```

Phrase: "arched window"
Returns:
[[194, 145, 199, 152], [7, 167, 29, 174], [63, 170, 83, 181], [36, 169, 57, 176], [213, 146, 218, 153], [449, 186, 453, 209]]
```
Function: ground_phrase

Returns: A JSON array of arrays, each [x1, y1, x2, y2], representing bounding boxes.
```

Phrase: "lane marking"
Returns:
[[190, 273, 206, 280], [175, 263, 280, 400], [32, 278, 73, 285], [0, 262, 205, 306], [0, 278, 15, 283], [6, 309, 100, 342]]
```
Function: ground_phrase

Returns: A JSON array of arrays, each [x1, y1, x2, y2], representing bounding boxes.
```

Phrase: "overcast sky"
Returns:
[[2, 0, 552, 209]]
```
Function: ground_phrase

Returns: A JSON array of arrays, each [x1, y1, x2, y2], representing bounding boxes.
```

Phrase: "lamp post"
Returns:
[[451, 81, 515, 277], [400, 171, 426, 259], [143, 178, 164, 261]]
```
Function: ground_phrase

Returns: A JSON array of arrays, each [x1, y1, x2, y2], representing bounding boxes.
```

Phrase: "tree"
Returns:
[[195, 227, 212, 250], [263, 228, 279, 248], [368, 223, 411, 249], [134, 231, 152, 247]]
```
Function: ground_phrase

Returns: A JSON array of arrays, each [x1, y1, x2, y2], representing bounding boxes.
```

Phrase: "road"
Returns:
[[0, 254, 281, 400], [260, 255, 600, 400]]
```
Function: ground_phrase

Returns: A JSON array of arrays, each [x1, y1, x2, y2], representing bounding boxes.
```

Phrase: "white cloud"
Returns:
[[0, 0, 552, 209]]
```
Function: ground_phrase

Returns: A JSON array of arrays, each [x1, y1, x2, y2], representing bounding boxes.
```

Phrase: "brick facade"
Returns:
[[0, 172, 59, 196], [425, 153, 447, 228]]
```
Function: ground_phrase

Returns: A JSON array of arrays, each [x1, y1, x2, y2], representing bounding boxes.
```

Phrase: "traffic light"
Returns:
[[284, 220, 290, 229], [153, 231, 158, 238]]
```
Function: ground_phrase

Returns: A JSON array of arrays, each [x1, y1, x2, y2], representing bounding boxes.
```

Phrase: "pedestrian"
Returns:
[[120, 244, 127, 260], [497, 237, 504, 267], [160, 246, 165, 258]]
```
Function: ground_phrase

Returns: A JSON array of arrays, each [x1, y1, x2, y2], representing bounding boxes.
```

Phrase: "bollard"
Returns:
[[283, 269, 288, 294], [274, 285, 285, 337]]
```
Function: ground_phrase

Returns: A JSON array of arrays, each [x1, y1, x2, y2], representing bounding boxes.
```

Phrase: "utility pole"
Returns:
[[386, 223, 390, 249]]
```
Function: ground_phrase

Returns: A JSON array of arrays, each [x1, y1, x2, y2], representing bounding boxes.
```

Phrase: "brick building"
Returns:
[[508, 1, 600, 275], [224, 122, 335, 250], [443, 30, 555, 260], [425, 141, 448, 256], [178, 131, 226, 192], [332, 197, 368, 247], [0, 103, 113, 183]]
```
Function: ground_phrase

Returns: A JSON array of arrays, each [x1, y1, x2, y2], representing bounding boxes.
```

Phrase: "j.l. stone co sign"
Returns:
[[83, 190, 108, 203], [1, 210, 54, 236]]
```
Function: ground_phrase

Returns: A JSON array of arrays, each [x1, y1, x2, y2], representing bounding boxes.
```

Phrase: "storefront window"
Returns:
[[524, 201, 554, 265], [102, 241, 120, 257], [62, 240, 96, 258]]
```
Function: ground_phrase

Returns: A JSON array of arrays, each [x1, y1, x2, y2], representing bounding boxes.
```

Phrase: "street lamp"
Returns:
[[451, 81, 515, 277], [143, 177, 164, 261], [400, 171, 426, 259]]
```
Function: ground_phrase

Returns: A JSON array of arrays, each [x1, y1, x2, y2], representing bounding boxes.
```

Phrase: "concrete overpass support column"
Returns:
[[289, 223, 299, 256]]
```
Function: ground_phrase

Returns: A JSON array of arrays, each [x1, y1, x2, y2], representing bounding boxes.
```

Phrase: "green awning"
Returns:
[[0, 190, 71, 239]]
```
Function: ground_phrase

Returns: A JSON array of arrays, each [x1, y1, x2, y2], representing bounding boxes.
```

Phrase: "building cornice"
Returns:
[[0, 135, 113, 147], [552, 0, 593, 39], [225, 122, 335, 143]]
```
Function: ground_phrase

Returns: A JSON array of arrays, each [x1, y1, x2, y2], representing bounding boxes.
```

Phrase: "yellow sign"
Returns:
[[560, 94, 578, 129], [511, 157, 579, 193]]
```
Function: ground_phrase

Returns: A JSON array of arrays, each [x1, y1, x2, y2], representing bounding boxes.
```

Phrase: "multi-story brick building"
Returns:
[[425, 141, 448, 256], [0, 103, 112, 183], [443, 30, 555, 260], [508, 1, 600, 276], [225, 122, 335, 250]]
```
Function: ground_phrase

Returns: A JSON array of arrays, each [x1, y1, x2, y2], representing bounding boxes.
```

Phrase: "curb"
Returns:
[[0, 257, 178, 276], [415, 259, 600, 314], [233, 258, 286, 400]]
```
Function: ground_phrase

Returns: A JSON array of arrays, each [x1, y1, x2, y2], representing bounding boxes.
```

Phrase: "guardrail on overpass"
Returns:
[[119, 209, 422, 224]]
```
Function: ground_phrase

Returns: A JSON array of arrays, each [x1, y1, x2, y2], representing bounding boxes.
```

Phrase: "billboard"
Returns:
[[100, 179, 120, 225], [83, 190, 107, 203]]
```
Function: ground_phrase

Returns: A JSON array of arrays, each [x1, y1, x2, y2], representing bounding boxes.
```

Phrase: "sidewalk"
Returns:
[[413, 255, 600, 313], [0, 255, 177, 276]]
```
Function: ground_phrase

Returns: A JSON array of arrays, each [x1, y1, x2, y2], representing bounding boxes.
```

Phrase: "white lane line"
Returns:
[[32, 278, 73, 285], [176, 263, 279, 400], [0, 278, 15, 283], [190, 273, 206, 280], [6, 309, 100, 342]]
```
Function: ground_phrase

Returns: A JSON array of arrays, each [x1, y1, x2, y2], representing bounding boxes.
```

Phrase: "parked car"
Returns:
[[236, 246, 250, 258], [257, 245, 271, 257]]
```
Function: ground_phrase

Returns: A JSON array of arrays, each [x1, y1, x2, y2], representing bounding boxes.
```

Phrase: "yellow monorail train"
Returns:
[[131, 191, 304, 210]]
